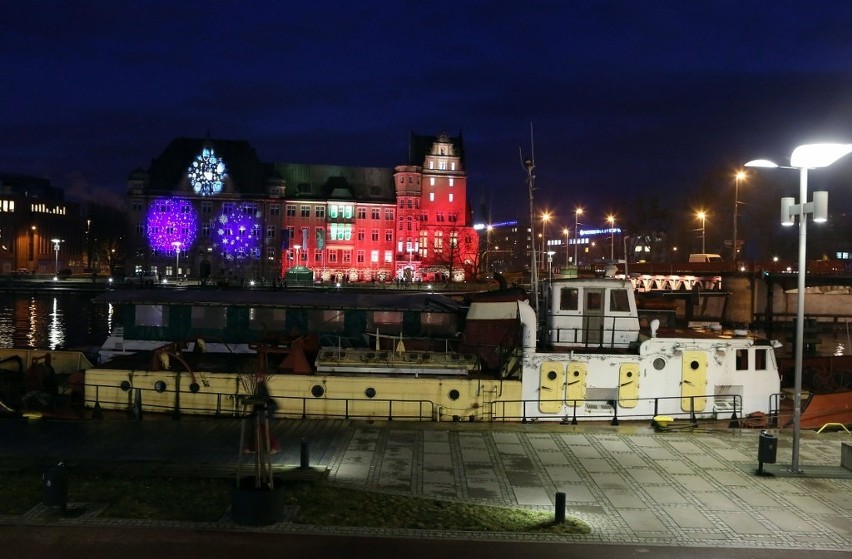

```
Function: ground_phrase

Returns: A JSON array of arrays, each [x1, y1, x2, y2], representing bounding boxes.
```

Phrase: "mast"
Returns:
[[520, 123, 538, 314]]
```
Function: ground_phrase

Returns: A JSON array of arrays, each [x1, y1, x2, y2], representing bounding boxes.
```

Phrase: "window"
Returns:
[[448, 212, 457, 222], [434, 231, 443, 254], [286, 205, 296, 217], [301, 205, 310, 218], [449, 193, 454, 203], [266, 247, 275, 259], [191, 306, 227, 329], [384, 250, 392, 263], [249, 308, 285, 331], [755, 349, 767, 370], [451, 162, 456, 170], [385, 209, 394, 220], [266, 225, 275, 239], [610, 290, 631, 312], [371, 250, 379, 263], [135, 305, 167, 327], [315, 206, 325, 218], [201, 201, 212, 216], [316, 250, 324, 262], [358, 207, 367, 219], [450, 231, 458, 248], [560, 288, 579, 311], [371, 229, 379, 242], [385, 229, 393, 242], [735, 349, 749, 371], [430, 177, 435, 186], [202, 223, 210, 237], [357, 250, 365, 263], [439, 161, 446, 170], [586, 291, 602, 311], [132, 199, 142, 212], [429, 192, 435, 202], [343, 251, 351, 263], [357, 228, 365, 241], [436, 212, 445, 222], [371, 208, 380, 219], [269, 204, 280, 216]]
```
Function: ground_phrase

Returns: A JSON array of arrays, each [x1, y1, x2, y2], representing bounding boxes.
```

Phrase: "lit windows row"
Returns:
[[30, 203, 66, 215], [0, 199, 14, 212]]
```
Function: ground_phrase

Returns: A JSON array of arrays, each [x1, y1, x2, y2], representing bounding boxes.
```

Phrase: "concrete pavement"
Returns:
[[0, 417, 850, 551]]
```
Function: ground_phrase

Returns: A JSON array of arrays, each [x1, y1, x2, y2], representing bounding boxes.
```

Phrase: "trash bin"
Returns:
[[758, 431, 777, 464], [42, 462, 68, 509]]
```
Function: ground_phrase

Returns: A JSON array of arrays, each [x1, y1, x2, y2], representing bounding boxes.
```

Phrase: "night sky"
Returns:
[[5, 0, 852, 235]]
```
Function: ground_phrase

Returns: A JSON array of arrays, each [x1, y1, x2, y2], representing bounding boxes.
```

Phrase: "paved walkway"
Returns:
[[0, 417, 850, 550]]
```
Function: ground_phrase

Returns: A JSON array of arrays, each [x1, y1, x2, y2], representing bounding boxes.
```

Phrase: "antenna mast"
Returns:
[[520, 122, 539, 314]]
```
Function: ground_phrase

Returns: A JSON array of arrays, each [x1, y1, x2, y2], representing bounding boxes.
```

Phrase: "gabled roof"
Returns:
[[144, 137, 277, 195]]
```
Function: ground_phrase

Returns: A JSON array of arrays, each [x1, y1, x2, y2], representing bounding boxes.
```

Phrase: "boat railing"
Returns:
[[491, 393, 758, 427], [86, 382, 436, 421], [546, 315, 638, 349]]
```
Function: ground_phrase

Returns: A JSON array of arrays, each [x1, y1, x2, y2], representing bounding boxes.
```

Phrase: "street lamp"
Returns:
[[562, 227, 570, 268], [51, 238, 61, 277], [606, 215, 615, 261], [746, 142, 852, 474], [486, 225, 493, 273], [732, 171, 747, 261], [574, 208, 583, 265], [172, 241, 182, 279], [541, 212, 551, 273], [546, 251, 555, 282], [696, 211, 707, 253]]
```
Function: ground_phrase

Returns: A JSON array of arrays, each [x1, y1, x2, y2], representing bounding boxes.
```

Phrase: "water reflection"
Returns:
[[0, 293, 117, 350]]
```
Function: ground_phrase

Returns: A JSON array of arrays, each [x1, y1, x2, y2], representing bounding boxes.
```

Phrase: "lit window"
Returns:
[[449, 193, 454, 202], [449, 178, 454, 187], [430, 177, 435, 186], [429, 192, 435, 202], [371, 250, 379, 263]]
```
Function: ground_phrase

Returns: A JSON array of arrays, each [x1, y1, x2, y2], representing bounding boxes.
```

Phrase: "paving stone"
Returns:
[[513, 486, 552, 505], [717, 511, 776, 535], [543, 465, 582, 483], [660, 505, 715, 528]]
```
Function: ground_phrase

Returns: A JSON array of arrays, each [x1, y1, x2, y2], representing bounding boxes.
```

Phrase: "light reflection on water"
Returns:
[[0, 292, 116, 350]]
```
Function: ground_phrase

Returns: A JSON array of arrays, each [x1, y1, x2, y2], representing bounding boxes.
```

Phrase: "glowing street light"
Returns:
[[541, 212, 551, 273], [562, 227, 570, 268], [172, 241, 182, 279], [606, 215, 616, 261], [51, 238, 62, 277], [574, 207, 583, 265], [732, 171, 747, 261], [746, 142, 852, 474], [696, 210, 707, 253]]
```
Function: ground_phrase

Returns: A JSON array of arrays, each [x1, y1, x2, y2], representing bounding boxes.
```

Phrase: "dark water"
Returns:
[[0, 292, 118, 350]]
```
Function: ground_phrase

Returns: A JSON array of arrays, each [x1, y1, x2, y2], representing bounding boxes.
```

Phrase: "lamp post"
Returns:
[[172, 241, 182, 279], [696, 211, 707, 253], [732, 171, 747, 261], [486, 225, 493, 274], [546, 251, 555, 282], [606, 215, 615, 261], [746, 143, 852, 474], [51, 238, 61, 277], [574, 208, 583, 265], [562, 227, 570, 268], [541, 212, 551, 273]]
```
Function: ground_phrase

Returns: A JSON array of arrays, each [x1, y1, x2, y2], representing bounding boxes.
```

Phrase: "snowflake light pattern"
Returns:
[[188, 145, 227, 196], [214, 205, 260, 260], [145, 197, 198, 252]]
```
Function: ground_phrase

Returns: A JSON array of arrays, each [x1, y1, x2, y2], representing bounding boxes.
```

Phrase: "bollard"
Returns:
[[42, 461, 68, 511], [555, 491, 566, 523], [300, 439, 310, 470]]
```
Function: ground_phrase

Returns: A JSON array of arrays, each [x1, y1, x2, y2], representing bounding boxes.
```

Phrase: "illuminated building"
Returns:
[[125, 133, 478, 283]]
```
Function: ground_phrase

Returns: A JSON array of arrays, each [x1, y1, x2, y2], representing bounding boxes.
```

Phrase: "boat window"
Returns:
[[248, 308, 286, 331], [135, 305, 167, 327], [560, 288, 579, 311], [754, 349, 767, 370], [586, 291, 602, 311], [610, 289, 630, 312], [191, 306, 226, 329], [735, 348, 748, 370]]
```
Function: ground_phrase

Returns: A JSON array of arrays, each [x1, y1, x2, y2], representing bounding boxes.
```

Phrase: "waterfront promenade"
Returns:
[[0, 417, 850, 551]]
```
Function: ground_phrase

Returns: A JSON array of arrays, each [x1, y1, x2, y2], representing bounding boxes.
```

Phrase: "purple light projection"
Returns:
[[215, 205, 261, 260], [145, 197, 198, 252]]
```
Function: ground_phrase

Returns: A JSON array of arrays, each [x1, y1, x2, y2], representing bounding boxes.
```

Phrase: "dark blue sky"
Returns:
[[4, 0, 852, 227]]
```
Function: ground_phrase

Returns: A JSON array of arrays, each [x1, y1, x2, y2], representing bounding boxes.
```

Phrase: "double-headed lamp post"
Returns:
[[746, 142, 852, 475]]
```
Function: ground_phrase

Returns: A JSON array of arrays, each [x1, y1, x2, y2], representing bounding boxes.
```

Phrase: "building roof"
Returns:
[[273, 163, 395, 202], [143, 137, 277, 195], [408, 132, 465, 167]]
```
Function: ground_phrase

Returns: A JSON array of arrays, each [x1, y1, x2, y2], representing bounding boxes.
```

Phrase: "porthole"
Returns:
[[572, 369, 580, 377], [547, 370, 557, 381], [153, 380, 167, 393], [690, 360, 700, 370], [626, 371, 633, 378], [448, 389, 460, 401], [311, 384, 325, 398], [189, 382, 200, 393], [653, 358, 666, 370], [364, 387, 376, 399], [120, 380, 132, 392]]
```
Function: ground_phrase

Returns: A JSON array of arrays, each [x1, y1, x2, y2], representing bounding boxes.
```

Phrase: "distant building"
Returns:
[[0, 173, 83, 275], [124, 133, 479, 283]]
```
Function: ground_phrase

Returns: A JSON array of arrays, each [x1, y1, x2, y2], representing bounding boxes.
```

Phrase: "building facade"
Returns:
[[0, 174, 84, 275], [124, 133, 479, 284]]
